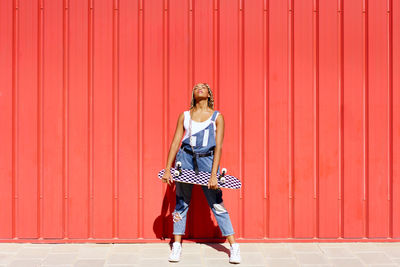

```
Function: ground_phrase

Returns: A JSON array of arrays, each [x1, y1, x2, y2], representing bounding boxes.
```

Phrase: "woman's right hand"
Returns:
[[162, 169, 173, 185]]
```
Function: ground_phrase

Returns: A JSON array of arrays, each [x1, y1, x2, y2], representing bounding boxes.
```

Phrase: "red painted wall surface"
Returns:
[[0, 0, 399, 242]]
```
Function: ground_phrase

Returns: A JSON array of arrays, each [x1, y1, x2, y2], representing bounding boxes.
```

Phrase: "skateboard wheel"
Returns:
[[221, 168, 227, 175], [174, 170, 180, 176], [176, 161, 182, 168], [220, 177, 226, 183]]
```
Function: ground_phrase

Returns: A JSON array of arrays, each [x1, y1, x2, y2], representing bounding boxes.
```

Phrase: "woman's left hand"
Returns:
[[208, 173, 219, 190]]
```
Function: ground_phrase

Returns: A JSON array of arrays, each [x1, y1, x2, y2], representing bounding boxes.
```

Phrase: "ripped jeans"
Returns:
[[172, 181, 235, 237]]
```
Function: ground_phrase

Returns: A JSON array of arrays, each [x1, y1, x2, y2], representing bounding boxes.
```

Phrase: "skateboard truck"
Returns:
[[219, 168, 227, 184], [174, 161, 182, 176]]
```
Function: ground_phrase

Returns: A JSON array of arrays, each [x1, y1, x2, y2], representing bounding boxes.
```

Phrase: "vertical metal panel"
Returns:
[[118, 0, 139, 239], [112, 0, 119, 239], [0, 0, 13, 239], [393, 0, 400, 239], [319, 0, 341, 238], [338, 0, 345, 238], [268, 0, 290, 238], [68, 0, 90, 239], [63, 0, 70, 239], [343, 0, 364, 238], [262, 0, 269, 239], [387, 0, 393, 238], [42, 0, 64, 238], [137, 0, 144, 239], [0, 0, 399, 242], [312, 0, 320, 238], [18, 0, 39, 238], [238, 0, 244, 239]]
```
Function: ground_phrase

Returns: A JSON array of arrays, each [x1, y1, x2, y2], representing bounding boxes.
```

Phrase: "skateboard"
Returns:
[[158, 161, 242, 189]]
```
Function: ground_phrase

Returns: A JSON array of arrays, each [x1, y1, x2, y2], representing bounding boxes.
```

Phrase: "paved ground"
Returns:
[[0, 242, 399, 267]]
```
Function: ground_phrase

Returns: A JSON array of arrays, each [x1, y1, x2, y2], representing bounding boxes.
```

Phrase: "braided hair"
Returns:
[[189, 83, 215, 110]]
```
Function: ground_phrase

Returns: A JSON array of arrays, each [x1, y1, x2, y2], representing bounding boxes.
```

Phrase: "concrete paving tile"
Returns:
[[138, 243, 170, 249], [77, 246, 110, 259], [347, 243, 381, 252], [0, 244, 22, 253], [167, 265, 203, 267], [327, 258, 365, 267], [201, 243, 230, 258], [165, 264, 203, 267], [74, 259, 105, 267], [23, 243, 55, 248], [42, 253, 77, 265], [295, 253, 330, 264], [265, 258, 298, 267], [178, 243, 202, 253], [8, 259, 42, 267], [240, 252, 267, 265], [140, 248, 170, 258], [42, 265, 73, 267], [137, 258, 171, 266], [320, 247, 355, 258], [289, 243, 323, 253], [15, 247, 50, 258], [318, 242, 348, 248], [355, 252, 394, 264], [202, 243, 230, 251], [391, 258, 400, 264], [258, 243, 287, 249], [261, 247, 295, 258], [367, 265, 398, 267], [0, 253, 15, 264], [233, 243, 263, 253], [106, 253, 139, 264], [177, 253, 204, 265], [50, 244, 82, 253], [300, 265, 334, 267], [202, 248, 229, 258], [375, 242, 400, 248], [84, 243, 112, 247], [380, 247, 400, 258], [205, 258, 235, 267], [111, 244, 144, 253]]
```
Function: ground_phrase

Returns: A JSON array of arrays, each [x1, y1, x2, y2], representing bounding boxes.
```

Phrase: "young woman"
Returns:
[[162, 83, 241, 263]]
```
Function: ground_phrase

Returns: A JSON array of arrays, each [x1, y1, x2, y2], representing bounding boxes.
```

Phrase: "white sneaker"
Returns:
[[229, 243, 241, 264], [168, 242, 182, 262]]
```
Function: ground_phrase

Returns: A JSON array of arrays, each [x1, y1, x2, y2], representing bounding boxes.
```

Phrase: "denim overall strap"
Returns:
[[211, 110, 219, 121], [189, 110, 218, 175]]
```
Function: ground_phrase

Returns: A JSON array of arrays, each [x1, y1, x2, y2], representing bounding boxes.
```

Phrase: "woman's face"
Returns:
[[193, 84, 210, 99]]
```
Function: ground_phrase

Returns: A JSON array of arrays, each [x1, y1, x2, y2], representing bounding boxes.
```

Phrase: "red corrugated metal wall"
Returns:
[[0, 0, 399, 242]]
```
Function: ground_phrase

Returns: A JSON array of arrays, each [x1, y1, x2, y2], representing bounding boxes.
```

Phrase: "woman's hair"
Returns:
[[189, 83, 214, 109]]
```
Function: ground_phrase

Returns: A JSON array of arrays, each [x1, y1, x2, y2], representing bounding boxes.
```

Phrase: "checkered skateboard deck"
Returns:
[[158, 162, 241, 189]]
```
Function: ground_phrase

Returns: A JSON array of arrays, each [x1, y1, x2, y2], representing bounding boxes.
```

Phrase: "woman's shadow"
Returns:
[[153, 182, 229, 254]]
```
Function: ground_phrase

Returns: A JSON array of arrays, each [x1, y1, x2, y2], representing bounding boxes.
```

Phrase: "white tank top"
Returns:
[[182, 110, 219, 142]]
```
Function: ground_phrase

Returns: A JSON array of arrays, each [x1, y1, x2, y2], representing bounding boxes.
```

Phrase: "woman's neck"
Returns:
[[194, 99, 209, 111]]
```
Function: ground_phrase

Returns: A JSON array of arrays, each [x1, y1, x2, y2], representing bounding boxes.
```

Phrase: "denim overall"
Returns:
[[172, 110, 235, 237]]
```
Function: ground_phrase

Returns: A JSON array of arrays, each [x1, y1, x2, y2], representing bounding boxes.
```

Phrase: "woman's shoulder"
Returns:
[[176, 111, 186, 121], [214, 110, 223, 121]]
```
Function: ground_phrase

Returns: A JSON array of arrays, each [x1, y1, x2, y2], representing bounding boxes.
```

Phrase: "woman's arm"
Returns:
[[211, 113, 225, 175], [165, 112, 185, 170]]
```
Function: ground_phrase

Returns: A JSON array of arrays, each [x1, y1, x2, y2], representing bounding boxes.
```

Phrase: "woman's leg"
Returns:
[[174, 234, 182, 243], [201, 186, 236, 239], [226, 234, 236, 245], [172, 182, 194, 240]]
